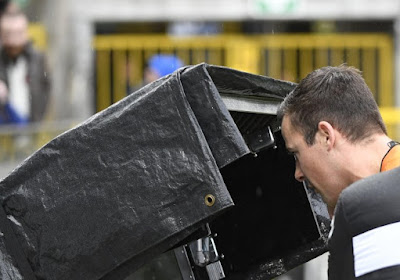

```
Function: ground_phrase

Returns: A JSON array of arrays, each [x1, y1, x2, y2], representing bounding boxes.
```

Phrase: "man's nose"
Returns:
[[294, 162, 305, 182]]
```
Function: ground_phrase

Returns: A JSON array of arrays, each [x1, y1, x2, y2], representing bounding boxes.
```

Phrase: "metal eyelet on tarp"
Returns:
[[205, 194, 216, 206]]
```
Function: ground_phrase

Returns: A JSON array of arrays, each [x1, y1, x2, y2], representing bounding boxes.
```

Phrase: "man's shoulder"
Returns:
[[330, 167, 400, 279], [336, 166, 400, 236], [341, 166, 400, 202]]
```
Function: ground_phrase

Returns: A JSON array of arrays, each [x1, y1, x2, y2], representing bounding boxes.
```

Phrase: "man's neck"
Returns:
[[345, 134, 393, 183]]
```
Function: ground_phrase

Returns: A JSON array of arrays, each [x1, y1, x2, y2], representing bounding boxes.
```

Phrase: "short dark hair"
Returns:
[[0, 0, 10, 14], [277, 65, 387, 145]]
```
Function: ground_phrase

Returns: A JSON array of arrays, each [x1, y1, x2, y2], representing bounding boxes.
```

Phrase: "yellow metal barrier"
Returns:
[[93, 33, 393, 111], [28, 23, 47, 50], [257, 34, 393, 106], [94, 35, 231, 111], [93, 33, 398, 140], [0, 120, 77, 166], [380, 107, 400, 141], [1, 31, 397, 165]]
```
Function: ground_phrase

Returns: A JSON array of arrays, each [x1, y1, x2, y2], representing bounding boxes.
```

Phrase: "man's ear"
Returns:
[[317, 121, 336, 150]]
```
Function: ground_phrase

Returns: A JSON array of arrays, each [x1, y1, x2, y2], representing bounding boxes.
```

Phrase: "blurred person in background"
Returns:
[[143, 53, 184, 84], [129, 53, 184, 94], [0, 11, 50, 124]]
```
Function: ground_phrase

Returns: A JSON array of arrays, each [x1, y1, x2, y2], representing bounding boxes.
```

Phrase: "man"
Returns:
[[277, 65, 400, 279], [0, 11, 50, 123]]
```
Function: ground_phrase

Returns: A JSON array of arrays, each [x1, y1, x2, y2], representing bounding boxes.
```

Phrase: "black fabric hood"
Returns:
[[0, 63, 328, 280]]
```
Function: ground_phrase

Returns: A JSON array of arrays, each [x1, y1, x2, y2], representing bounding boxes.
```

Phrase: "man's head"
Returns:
[[0, 12, 29, 59], [278, 65, 387, 215], [278, 65, 386, 145]]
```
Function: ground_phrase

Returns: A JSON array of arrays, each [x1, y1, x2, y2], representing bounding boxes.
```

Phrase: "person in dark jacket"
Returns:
[[0, 11, 50, 124], [277, 65, 400, 279]]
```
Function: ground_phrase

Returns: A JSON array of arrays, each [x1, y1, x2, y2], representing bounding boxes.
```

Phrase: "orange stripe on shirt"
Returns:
[[381, 145, 400, 172]]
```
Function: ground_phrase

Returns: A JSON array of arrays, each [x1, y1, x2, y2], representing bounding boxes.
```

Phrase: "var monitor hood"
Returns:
[[0, 64, 330, 280]]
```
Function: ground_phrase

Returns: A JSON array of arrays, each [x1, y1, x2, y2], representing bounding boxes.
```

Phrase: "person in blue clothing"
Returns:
[[0, 103, 27, 124], [0, 1, 26, 124], [0, 12, 50, 125], [128, 54, 184, 94], [144, 54, 184, 84], [0, 79, 26, 124]]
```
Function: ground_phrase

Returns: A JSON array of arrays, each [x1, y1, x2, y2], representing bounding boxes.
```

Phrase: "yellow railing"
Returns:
[[28, 23, 47, 50], [1, 32, 399, 173], [93, 33, 398, 140], [94, 35, 232, 111], [93, 33, 393, 111], [0, 120, 78, 167], [256, 34, 393, 106], [380, 107, 400, 141]]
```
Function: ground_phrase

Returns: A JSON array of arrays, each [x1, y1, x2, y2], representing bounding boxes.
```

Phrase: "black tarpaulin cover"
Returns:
[[0, 63, 323, 280], [0, 63, 294, 280]]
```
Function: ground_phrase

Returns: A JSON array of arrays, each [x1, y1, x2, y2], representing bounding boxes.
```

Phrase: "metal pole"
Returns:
[[394, 17, 400, 106]]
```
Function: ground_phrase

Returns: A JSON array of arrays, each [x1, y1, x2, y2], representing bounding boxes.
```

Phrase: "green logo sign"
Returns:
[[255, 0, 299, 14]]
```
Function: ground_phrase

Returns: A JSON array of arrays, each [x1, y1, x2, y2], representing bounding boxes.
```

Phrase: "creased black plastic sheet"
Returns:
[[0, 63, 251, 280], [0, 237, 23, 280]]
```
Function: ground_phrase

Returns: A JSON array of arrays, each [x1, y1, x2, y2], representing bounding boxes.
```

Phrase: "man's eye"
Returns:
[[287, 151, 298, 161]]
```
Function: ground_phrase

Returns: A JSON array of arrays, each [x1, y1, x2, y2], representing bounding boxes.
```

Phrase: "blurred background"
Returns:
[[1, 0, 400, 278]]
